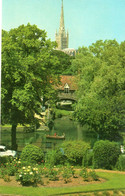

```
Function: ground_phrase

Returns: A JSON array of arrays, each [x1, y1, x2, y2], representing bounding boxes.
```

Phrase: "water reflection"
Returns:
[[52, 117, 97, 147], [1, 117, 97, 151]]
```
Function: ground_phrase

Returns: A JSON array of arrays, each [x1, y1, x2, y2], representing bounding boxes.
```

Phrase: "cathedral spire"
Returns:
[[55, 0, 69, 50], [59, 0, 65, 31]]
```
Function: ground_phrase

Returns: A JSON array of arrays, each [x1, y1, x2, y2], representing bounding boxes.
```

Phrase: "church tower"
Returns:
[[55, 0, 69, 50]]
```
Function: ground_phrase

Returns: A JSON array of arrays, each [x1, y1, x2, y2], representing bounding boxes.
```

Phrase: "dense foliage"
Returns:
[[93, 140, 120, 169], [116, 155, 125, 171], [61, 140, 90, 165], [2, 24, 62, 149], [0, 156, 12, 164], [51, 50, 74, 75], [20, 144, 44, 163], [82, 150, 93, 167], [45, 149, 65, 166], [73, 40, 125, 140]]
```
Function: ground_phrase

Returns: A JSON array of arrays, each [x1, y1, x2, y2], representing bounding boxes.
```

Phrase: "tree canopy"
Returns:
[[1, 24, 61, 149], [73, 40, 125, 140], [51, 50, 74, 75]]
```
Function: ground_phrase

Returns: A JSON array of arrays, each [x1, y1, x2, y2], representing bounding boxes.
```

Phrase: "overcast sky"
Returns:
[[2, 0, 125, 49]]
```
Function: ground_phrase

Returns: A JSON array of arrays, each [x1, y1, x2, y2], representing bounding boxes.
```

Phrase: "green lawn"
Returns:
[[0, 172, 125, 196], [1, 124, 25, 127], [55, 108, 73, 117]]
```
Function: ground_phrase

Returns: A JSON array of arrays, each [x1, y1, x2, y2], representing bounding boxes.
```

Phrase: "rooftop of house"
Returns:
[[57, 75, 77, 91]]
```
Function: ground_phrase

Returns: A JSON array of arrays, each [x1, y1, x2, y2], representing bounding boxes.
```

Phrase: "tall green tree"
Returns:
[[51, 50, 74, 75], [1, 24, 60, 150], [73, 40, 125, 140]]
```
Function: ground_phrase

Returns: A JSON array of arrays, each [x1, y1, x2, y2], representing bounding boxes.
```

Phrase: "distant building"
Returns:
[[55, 0, 69, 50], [55, 0, 76, 56], [57, 75, 77, 103], [62, 48, 77, 57], [58, 75, 77, 92]]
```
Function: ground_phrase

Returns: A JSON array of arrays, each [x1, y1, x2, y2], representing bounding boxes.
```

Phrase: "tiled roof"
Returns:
[[57, 75, 77, 90]]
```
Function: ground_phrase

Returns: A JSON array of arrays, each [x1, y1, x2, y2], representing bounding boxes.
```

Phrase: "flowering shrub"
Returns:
[[0, 156, 13, 165], [0, 165, 7, 178], [89, 170, 99, 181], [62, 166, 72, 183], [80, 168, 99, 181], [48, 168, 59, 181], [0, 158, 21, 178], [0, 163, 11, 182], [5, 159, 21, 176], [70, 166, 76, 178], [42, 167, 50, 177], [80, 167, 89, 181], [16, 166, 43, 186], [42, 167, 59, 181]]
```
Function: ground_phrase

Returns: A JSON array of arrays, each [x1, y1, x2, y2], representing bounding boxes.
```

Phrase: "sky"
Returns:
[[2, 0, 125, 49]]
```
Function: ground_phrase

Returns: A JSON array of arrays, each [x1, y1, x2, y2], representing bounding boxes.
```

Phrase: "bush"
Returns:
[[45, 149, 65, 166], [21, 144, 44, 164], [80, 168, 99, 181], [61, 141, 90, 165], [16, 166, 43, 186], [80, 167, 89, 181], [93, 140, 120, 169], [0, 156, 14, 165], [82, 149, 93, 167], [62, 166, 72, 183], [44, 167, 59, 181], [116, 155, 125, 171], [0, 166, 11, 182], [48, 169, 59, 181], [5, 162, 18, 176], [0, 158, 22, 180], [89, 170, 99, 181]]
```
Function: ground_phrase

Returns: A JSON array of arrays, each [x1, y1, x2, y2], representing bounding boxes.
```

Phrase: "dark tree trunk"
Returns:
[[11, 124, 17, 151]]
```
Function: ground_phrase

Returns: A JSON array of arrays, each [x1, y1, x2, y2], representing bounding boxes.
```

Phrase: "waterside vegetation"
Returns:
[[1, 23, 125, 195]]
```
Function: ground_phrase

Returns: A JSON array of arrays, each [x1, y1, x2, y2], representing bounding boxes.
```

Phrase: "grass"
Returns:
[[55, 109, 73, 117], [1, 124, 25, 128], [0, 172, 125, 196]]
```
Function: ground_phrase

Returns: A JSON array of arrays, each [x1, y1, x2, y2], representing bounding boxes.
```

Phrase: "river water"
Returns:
[[1, 117, 97, 151]]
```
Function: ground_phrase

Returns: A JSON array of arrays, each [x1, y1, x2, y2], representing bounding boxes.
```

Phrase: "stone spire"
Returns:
[[55, 0, 69, 50], [59, 0, 65, 32]]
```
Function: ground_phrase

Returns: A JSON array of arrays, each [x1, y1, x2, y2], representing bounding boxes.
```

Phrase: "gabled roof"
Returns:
[[58, 75, 77, 90]]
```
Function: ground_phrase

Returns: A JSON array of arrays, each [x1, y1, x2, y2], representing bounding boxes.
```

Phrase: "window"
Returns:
[[64, 83, 69, 93]]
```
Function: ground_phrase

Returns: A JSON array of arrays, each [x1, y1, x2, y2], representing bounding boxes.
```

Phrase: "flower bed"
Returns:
[[0, 158, 102, 187]]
